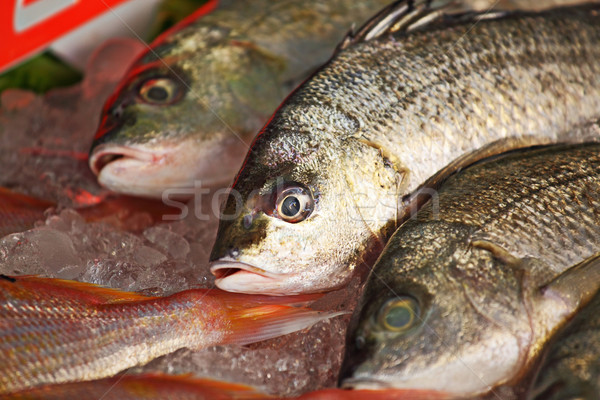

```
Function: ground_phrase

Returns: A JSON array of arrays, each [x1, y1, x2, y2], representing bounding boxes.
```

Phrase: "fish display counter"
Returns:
[[1, 0, 600, 399]]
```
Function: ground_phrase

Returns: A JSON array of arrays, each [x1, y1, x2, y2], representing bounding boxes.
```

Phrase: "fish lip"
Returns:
[[89, 144, 157, 175], [210, 259, 283, 280], [210, 259, 294, 294]]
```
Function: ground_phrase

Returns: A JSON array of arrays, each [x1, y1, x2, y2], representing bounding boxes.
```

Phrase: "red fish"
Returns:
[[0, 275, 337, 394], [0, 373, 450, 400], [0, 374, 268, 400]]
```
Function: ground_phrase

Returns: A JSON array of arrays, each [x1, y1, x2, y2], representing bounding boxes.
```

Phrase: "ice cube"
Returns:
[[144, 226, 190, 259], [0, 228, 80, 276]]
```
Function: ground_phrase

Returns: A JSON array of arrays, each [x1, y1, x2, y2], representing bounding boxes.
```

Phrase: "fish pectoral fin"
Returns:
[[223, 306, 347, 346], [470, 240, 522, 266], [538, 252, 600, 314]]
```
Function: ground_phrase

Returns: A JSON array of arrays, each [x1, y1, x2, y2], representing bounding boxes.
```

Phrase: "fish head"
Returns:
[[210, 108, 397, 295], [340, 222, 531, 397], [90, 23, 286, 198]]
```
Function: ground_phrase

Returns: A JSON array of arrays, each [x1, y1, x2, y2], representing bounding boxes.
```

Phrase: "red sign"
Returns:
[[0, 0, 131, 73]]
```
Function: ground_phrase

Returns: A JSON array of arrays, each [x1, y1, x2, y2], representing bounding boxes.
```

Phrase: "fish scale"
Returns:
[[341, 142, 600, 397], [210, 2, 600, 295], [526, 288, 600, 399], [419, 146, 600, 267], [0, 276, 334, 394]]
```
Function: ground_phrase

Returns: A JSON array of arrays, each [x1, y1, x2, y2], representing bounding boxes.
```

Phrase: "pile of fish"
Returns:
[[2, 0, 600, 398]]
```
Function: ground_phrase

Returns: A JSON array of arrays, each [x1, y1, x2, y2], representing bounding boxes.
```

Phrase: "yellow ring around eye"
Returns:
[[378, 297, 418, 332]]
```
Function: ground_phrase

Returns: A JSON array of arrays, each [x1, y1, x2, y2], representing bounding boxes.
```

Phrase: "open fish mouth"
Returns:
[[90, 145, 157, 176], [211, 260, 290, 294], [89, 137, 245, 198]]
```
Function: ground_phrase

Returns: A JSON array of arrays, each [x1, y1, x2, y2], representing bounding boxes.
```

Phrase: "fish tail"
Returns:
[[225, 304, 346, 345]]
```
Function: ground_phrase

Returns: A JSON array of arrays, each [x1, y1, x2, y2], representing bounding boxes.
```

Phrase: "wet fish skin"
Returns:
[[0, 374, 269, 400], [526, 287, 600, 400], [89, 0, 392, 198], [0, 374, 449, 400], [339, 143, 600, 397], [0, 275, 333, 394], [209, 2, 600, 295]]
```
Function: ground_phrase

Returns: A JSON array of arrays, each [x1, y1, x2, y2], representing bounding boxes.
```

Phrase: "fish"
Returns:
[[0, 375, 450, 400], [525, 288, 600, 400], [0, 275, 337, 394], [89, 0, 392, 198], [338, 143, 600, 398], [208, 1, 600, 295], [0, 374, 269, 400]]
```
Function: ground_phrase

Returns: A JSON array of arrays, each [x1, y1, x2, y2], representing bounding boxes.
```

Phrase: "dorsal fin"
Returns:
[[338, 0, 507, 51]]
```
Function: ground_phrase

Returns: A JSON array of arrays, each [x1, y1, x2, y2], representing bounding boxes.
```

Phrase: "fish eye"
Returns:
[[274, 186, 314, 223], [138, 77, 183, 105], [378, 296, 419, 332]]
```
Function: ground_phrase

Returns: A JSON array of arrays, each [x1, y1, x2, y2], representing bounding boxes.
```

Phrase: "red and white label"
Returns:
[[1, 0, 130, 72]]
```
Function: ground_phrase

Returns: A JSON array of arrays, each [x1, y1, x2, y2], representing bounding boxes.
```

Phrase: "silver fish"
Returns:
[[526, 282, 600, 400], [89, 0, 391, 198], [209, 1, 600, 295], [339, 142, 600, 397]]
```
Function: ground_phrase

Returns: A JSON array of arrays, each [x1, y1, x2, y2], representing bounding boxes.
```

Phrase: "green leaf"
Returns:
[[0, 52, 82, 94]]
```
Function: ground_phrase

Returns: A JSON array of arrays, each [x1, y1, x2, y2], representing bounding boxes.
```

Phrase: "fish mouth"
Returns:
[[211, 259, 290, 295], [89, 137, 245, 198], [89, 144, 156, 176]]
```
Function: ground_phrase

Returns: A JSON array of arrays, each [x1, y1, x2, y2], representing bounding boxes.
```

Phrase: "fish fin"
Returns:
[[119, 374, 269, 398], [337, 0, 451, 50], [5, 275, 153, 304], [471, 240, 521, 266], [225, 305, 347, 345], [539, 253, 600, 313]]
